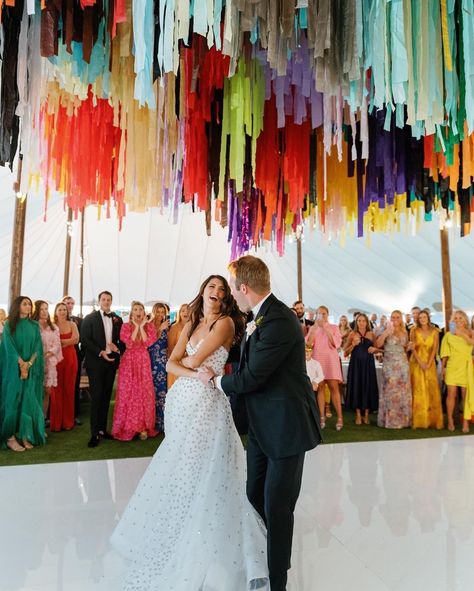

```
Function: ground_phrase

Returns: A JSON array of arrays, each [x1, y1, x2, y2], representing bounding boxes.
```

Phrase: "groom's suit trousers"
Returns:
[[246, 432, 305, 591]]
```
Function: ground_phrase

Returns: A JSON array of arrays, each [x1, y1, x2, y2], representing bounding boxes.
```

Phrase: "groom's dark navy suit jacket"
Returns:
[[221, 294, 322, 458]]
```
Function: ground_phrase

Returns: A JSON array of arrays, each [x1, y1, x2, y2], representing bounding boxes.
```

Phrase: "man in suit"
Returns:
[[293, 299, 314, 335], [81, 291, 125, 448], [63, 295, 84, 425], [199, 256, 322, 591]]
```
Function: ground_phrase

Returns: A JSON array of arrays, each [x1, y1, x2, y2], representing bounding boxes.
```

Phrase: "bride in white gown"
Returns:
[[111, 275, 269, 591]]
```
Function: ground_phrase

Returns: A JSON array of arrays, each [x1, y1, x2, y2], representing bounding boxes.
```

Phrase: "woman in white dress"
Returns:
[[111, 275, 269, 591]]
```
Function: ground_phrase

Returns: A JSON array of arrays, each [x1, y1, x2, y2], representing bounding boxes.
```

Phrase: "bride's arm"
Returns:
[[166, 321, 199, 378], [182, 317, 234, 370]]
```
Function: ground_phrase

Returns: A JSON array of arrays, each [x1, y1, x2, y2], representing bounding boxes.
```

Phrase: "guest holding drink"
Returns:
[[167, 303, 190, 388], [376, 310, 413, 428], [0, 296, 45, 451], [112, 302, 158, 441], [149, 303, 169, 433], [440, 310, 474, 433], [409, 310, 443, 429], [306, 306, 343, 430], [344, 313, 379, 425], [50, 303, 79, 431], [32, 301, 63, 421]]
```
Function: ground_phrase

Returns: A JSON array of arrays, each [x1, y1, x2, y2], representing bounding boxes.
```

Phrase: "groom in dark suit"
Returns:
[[200, 255, 322, 591], [81, 291, 125, 448]]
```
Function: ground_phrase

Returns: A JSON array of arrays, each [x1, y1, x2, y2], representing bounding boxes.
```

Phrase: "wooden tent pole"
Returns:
[[440, 227, 453, 328], [79, 208, 85, 317], [8, 155, 26, 307], [63, 207, 73, 297]]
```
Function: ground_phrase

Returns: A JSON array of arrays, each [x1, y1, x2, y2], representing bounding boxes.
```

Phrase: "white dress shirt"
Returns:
[[215, 292, 272, 390], [100, 309, 113, 354]]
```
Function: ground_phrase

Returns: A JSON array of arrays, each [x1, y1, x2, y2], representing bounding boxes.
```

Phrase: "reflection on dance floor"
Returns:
[[1, 437, 473, 590]]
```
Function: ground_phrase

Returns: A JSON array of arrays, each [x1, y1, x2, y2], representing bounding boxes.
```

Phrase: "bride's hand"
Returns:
[[181, 356, 194, 369], [197, 367, 215, 385]]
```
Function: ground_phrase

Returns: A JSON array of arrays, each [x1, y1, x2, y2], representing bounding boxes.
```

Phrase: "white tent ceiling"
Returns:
[[1, 166, 473, 320]]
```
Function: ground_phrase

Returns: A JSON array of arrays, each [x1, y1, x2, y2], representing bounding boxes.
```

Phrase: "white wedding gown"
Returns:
[[111, 341, 269, 591]]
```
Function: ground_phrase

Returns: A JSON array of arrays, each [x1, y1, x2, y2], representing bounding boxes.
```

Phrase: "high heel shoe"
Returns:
[[355, 412, 362, 426], [363, 412, 370, 425], [336, 419, 344, 431], [22, 440, 34, 450], [320, 418, 326, 429], [139, 431, 148, 441]]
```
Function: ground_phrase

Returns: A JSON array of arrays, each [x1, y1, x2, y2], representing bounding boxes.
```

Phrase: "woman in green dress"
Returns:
[[0, 296, 45, 452]]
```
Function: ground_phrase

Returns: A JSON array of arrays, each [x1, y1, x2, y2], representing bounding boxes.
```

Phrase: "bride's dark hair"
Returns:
[[187, 275, 245, 344]]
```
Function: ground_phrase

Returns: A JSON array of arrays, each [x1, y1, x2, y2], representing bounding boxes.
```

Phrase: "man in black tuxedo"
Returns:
[[200, 256, 322, 591], [293, 300, 314, 335], [80, 291, 125, 448], [63, 295, 84, 425]]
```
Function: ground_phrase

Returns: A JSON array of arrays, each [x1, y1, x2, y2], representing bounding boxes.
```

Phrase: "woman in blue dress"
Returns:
[[148, 302, 169, 433]]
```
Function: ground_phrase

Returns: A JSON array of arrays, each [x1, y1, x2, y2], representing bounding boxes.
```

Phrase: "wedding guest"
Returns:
[[81, 291, 125, 448], [369, 313, 378, 328], [293, 300, 314, 335], [338, 315, 351, 350], [63, 295, 84, 425], [149, 302, 169, 433], [49, 303, 79, 432], [0, 308, 6, 342], [344, 313, 379, 425], [112, 302, 158, 441], [305, 344, 324, 398], [0, 296, 45, 452], [440, 310, 474, 433], [376, 310, 413, 428], [374, 314, 388, 337], [167, 303, 190, 388], [32, 301, 63, 421], [306, 306, 343, 430], [409, 310, 443, 429]]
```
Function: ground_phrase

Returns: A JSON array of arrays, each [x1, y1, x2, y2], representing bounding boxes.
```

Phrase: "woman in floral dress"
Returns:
[[112, 302, 157, 441], [148, 302, 170, 433], [32, 300, 63, 420], [376, 310, 413, 429]]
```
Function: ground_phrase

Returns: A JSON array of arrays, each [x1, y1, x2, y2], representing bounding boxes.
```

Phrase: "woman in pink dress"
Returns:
[[306, 306, 343, 430], [112, 301, 158, 441], [32, 301, 63, 420]]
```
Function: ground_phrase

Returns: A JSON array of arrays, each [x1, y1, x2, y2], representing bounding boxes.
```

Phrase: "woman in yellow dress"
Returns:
[[440, 310, 474, 433], [409, 310, 443, 429]]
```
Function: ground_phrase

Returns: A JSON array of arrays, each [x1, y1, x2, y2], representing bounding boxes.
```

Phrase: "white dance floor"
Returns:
[[1, 437, 474, 591]]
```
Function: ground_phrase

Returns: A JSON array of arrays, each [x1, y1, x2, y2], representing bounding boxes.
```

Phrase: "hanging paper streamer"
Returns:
[[0, 0, 473, 254]]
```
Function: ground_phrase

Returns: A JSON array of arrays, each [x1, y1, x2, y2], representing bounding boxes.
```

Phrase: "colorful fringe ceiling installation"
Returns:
[[1, 1, 474, 256]]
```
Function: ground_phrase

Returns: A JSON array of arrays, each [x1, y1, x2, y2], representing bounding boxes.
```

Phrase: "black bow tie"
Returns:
[[103, 312, 113, 318]]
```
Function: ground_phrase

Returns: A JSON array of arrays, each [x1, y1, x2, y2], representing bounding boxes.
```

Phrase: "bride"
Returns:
[[111, 275, 269, 591]]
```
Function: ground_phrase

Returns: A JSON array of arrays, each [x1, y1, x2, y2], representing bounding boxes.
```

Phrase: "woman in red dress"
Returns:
[[112, 301, 158, 441], [50, 302, 79, 431]]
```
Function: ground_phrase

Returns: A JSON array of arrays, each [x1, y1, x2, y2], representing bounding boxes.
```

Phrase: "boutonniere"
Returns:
[[246, 316, 264, 337], [112, 316, 119, 324]]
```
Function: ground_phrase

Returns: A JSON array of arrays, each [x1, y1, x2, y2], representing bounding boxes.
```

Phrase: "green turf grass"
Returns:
[[0, 401, 471, 468]]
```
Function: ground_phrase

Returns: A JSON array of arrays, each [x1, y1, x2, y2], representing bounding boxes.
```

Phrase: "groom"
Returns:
[[200, 255, 322, 591]]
